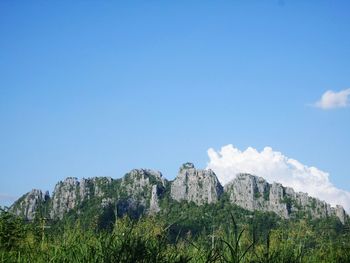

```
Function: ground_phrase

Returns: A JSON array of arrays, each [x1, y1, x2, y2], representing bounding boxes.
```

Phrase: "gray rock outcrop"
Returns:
[[50, 176, 114, 219], [170, 163, 223, 205], [9, 163, 348, 224], [149, 185, 161, 214], [224, 173, 347, 223], [50, 177, 80, 219], [121, 169, 166, 214], [10, 189, 48, 220]]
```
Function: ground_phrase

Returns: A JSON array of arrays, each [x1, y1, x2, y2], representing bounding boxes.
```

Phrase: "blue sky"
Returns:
[[1, 1, 350, 207]]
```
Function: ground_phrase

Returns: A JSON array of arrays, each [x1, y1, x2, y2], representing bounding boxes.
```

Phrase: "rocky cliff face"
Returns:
[[11, 169, 167, 220], [50, 176, 114, 219], [118, 169, 166, 215], [224, 173, 347, 223], [170, 163, 223, 205], [50, 177, 80, 219], [10, 163, 348, 224], [11, 189, 49, 220]]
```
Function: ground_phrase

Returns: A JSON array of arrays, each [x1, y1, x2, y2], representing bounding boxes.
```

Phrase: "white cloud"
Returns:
[[207, 144, 350, 212], [314, 88, 350, 109]]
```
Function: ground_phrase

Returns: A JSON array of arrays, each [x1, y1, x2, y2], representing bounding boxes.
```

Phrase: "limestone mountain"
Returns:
[[224, 173, 347, 223], [11, 169, 167, 221], [170, 163, 223, 205], [9, 189, 49, 220], [10, 163, 348, 224]]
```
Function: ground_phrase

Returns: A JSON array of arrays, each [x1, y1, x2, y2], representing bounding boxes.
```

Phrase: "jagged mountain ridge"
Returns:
[[10, 163, 348, 223], [224, 173, 346, 223]]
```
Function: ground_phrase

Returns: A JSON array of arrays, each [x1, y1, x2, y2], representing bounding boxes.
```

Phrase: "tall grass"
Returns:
[[1, 208, 350, 263]]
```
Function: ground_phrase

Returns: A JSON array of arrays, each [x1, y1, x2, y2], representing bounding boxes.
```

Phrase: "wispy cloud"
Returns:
[[207, 144, 350, 212], [314, 89, 350, 109]]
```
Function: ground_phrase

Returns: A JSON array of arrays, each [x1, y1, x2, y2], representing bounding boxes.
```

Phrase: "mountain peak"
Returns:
[[180, 162, 195, 171], [225, 173, 347, 223], [171, 164, 223, 205]]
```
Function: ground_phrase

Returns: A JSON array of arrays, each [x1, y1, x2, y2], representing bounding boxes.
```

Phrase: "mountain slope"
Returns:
[[10, 163, 348, 224], [225, 173, 346, 223]]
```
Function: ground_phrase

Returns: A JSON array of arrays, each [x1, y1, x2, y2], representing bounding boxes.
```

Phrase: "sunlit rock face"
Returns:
[[170, 163, 223, 205], [50, 177, 80, 219], [50, 176, 114, 219], [119, 169, 166, 215], [10, 189, 49, 220], [10, 163, 348, 224], [49, 170, 166, 219], [224, 173, 347, 223]]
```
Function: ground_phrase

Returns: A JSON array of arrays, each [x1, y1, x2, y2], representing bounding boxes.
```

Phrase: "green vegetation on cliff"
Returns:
[[1, 199, 349, 263]]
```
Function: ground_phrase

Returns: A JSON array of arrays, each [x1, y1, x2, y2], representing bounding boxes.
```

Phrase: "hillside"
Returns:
[[10, 163, 347, 224], [2, 163, 350, 262]]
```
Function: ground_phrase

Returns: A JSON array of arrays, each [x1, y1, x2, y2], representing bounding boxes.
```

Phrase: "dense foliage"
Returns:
[[1, 201, 350, 263]]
